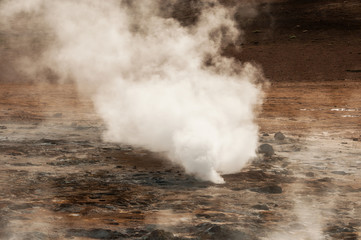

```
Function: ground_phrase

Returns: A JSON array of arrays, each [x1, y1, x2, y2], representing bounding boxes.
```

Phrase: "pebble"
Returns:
[[258, 144, 274, 156], [274, 132, 285, 141], [53, 113, 63, 118], [252, 204, 270, 210], [251, 185, 283, 194], [66, 228, 125, 239], [145, 229, 175, 240], [196, 224, 252, 240], [331, 171, 348, 175]]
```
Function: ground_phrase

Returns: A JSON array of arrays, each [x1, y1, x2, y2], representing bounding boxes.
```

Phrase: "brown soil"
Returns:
[[235, 0, 361, 82]]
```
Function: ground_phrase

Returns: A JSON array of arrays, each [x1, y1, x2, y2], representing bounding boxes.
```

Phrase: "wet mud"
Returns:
[[0, 81, 360, 239]]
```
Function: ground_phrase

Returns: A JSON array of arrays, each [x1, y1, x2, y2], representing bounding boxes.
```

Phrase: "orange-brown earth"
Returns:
[[1, 81, 360, 240], [0, 0, 360, 239]]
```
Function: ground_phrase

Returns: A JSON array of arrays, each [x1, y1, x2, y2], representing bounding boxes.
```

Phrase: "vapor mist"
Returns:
[[0, 0, 264, 183]]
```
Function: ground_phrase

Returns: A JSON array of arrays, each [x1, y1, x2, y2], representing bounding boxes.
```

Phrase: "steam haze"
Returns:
[[0, 0, 264, 183]]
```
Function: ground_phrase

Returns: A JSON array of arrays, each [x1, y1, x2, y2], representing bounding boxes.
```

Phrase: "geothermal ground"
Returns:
[[1, 0, 361, 239]]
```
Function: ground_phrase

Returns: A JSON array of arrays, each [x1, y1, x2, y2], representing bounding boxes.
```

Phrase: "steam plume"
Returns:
[[0, 0, 264, 183]]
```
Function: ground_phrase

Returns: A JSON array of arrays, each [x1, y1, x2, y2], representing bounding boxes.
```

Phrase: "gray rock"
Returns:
[[274, 132, 285, 141], [52, 113, 62, 118], [145, 230, 176, 240], [331, 171, 348, 175], [66, 228, 125, 239], [9, 203, 33, 210], [258, 144, 274, 156], [196, 224, 254, 240], [252, 204, 269, 210], [251, 185, 283, 194]]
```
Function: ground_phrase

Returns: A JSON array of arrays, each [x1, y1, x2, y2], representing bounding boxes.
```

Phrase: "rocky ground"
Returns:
[[1, 0, 361, 239], [0, 81, 360, 240]]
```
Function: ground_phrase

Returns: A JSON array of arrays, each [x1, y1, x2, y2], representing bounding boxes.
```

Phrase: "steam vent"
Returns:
[[0, 0, 360, 239]]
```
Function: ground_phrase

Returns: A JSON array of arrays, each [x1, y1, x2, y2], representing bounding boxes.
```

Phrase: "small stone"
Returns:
[[53, 113, 62, 118], [258, 144, 274, 156], [9, 203, 34, 210], [274, 132, 285, 141], [196, 213, 212, 219], [252, 204, 269, 210], [251, 185, 283, 194], [146, 230, 175, 240], [327, 225, 356, 234], [305, 172, 315, 177], [318, 177, 332, 182], [352, 138, 358, 141], [197, 224, 252, 240], [108, 222, 119, 226], [331, 171, 348, 175], [66, 228, 125, 239], [262, 133, 269, 136]]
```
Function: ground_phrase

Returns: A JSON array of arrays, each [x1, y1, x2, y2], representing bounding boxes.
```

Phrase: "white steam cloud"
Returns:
[[0, 0, 264, 183]]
